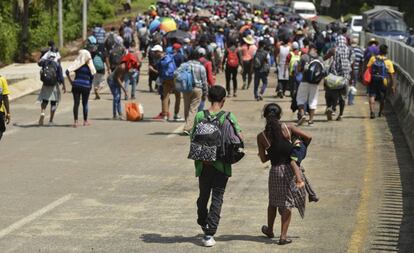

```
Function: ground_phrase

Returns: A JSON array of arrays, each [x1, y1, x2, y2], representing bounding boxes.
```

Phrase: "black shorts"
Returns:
[[0, 112, 5, 133], [368, 81, 387, 101]]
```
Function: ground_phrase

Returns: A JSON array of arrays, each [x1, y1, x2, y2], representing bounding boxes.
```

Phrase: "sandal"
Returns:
[[278, 238, 292, 245], [261, 225, 274, 238]]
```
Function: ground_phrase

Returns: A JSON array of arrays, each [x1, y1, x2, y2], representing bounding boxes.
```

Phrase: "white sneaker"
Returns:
[[202, 235, 216, 247]]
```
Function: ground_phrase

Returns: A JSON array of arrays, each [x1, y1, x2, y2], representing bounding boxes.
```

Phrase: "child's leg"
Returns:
[[290, 160, 304, 188], [301, 167, 319, 202]]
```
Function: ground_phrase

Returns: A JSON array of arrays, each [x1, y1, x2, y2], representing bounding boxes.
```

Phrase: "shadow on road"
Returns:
[[13, 123, 73, 128], [370, 106, 414, 252], [140, 233, 202, 246], [140, 233, 293, 246]]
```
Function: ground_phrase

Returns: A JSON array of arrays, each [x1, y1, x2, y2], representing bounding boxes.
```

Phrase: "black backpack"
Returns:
[[40, 60, 58, 86], [105, 33, 116, 52], [188, 110, 225, 162], [109, 45, 125, 69], [304, 59, 325, 84]]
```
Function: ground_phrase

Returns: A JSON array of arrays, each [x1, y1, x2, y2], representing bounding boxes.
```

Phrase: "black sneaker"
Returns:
[[378, 111, 383, 118], [370, 112, 375, 119]]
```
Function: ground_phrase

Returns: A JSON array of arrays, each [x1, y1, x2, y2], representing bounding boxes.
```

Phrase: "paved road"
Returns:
[[0, 68, 413, 252]]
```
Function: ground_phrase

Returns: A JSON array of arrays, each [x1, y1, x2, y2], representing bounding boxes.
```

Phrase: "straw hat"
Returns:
[[243, 35, 255, 45]]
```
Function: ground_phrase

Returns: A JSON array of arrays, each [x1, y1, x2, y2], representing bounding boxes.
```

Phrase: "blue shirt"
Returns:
[[93, 27, 106, 44], [73, 65, 94, 89]]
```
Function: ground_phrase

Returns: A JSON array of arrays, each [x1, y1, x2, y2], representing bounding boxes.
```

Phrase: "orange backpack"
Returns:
[[125, 102, 144, 121]]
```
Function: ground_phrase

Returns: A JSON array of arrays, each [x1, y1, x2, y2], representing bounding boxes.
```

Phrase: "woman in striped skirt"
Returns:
[[257, 103, 312, 245]]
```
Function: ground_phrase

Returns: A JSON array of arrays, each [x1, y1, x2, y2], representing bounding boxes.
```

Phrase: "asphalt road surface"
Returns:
[[0, 68, 413, 252]]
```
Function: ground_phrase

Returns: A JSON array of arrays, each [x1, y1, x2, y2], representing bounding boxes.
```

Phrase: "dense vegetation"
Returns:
[[0, 0, 137, 64]]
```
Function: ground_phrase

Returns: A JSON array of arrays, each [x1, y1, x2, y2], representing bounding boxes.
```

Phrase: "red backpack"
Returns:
[[227, 48, 239, 68]]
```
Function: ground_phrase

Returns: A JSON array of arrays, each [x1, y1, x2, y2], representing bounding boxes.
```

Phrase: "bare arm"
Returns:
[[257, 133, 270, 163], [3, 95, 10, 124], [288, 124, 312, 145]]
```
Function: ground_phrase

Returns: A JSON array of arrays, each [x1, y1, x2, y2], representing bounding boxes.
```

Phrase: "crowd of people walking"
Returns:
[[0, 0, 398, 248]]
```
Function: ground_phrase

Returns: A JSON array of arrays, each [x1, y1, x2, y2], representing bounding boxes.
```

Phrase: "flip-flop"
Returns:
[[278, 238, 292, 245], [261, 225, 274, 238]]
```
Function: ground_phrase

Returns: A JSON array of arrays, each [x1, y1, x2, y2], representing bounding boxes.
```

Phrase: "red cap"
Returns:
[[173, 43, 182, 50]]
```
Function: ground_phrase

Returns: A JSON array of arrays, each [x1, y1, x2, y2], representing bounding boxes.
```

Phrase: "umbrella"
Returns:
[[165, 30, 191, 40], [160, 17, 177, 33], [149, 19, 161, 33]]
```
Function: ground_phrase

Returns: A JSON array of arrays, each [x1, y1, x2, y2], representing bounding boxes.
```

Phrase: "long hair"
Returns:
[[263, 103, 283, 144]]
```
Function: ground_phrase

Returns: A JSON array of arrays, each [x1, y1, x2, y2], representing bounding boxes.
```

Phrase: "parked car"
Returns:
[[349, 15, 363, 42], [290, 1, 317, 21], [363, 6, 408, 41]]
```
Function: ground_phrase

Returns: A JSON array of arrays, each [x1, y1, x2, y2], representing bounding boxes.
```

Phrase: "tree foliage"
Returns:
[[0, 0, 122, 64]]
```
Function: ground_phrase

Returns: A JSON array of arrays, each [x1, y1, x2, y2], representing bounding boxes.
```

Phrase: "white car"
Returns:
[[349, 15, 363, 42], [291, 1, 318, 21]]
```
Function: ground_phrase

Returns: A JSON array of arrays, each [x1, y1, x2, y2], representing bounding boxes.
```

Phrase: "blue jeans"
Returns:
[[198, 99, 205, 112], [254, 70, 268, 98], [124, 70, 139, 99], [108, 79, 122, 117]]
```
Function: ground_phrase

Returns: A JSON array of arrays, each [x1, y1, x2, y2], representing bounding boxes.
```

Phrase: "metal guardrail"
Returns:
[[361, 32, 414, 158]]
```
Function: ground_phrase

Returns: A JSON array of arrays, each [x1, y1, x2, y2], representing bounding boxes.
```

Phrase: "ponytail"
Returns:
[[263, 103, 283, 143]]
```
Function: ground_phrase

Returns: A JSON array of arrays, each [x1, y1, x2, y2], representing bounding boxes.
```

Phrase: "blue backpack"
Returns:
[[160, 54, 176, 81], [371, 57, 388, 85], [174, 62, 194, 93]]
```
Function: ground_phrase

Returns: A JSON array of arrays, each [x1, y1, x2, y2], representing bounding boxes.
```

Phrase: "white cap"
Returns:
[[151, 45, 163, 52], [292, 42, 299, 50], [183, 38, 191, 43]]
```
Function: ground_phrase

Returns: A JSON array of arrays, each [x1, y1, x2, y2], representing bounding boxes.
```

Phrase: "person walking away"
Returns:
[[123, 22, 134, 46], [366, 44, 396, 119], [156, 45, 182, 121], [197, 47, 215, 111], [123, 41, 141, 100], [38, 54, 66, 126], [253, 40, 271, 101], [257, 103, 311, 245], [86, 35, 108, 100], [406, 28, 414, 47], [324, 34, 354, 121], [137, 20, 149, 58], [40, 41, 61, 63], [172, 43, 185, 68], [240, 35, 257, 90], [66, 50, 96, 127], [182, 52, 208, 135], [277, 39, 290, 98], [222, 40, 240, 97], [296, 44, 325, 126], [349, 38, 364, 105], [106, 58, 128, 120], [190, 85, 242, 247], [286, 42, 302, 112], [92, 23, 106, 52], [0, 75, 11, 141]]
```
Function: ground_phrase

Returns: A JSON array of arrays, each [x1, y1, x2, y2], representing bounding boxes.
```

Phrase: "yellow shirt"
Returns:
[[367, 55, 395, 73], [367, 55, 394, 86], [0, 76, 10, 113]]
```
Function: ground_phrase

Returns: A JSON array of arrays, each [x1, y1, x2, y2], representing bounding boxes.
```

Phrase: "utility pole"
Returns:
[[82, 0, 87, 40], [58, 0, 63, 48]]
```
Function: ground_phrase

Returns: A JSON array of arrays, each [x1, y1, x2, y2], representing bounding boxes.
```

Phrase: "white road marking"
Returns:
[[0, 194, 72, 240], [166, 124, 185, 139]]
